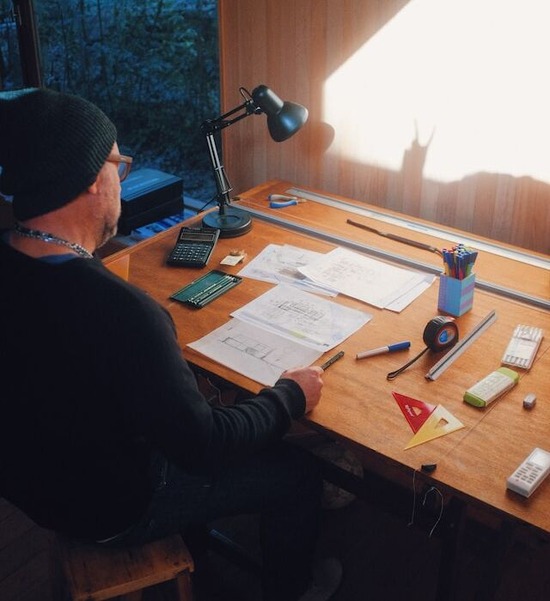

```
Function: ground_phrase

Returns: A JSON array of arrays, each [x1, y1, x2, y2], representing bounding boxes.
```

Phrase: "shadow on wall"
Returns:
[[393, 128, 550, 254], [319, 127, 550, 255]]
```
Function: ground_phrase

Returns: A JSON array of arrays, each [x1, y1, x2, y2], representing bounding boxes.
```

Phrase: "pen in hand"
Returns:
[[356, 341, 410, 360], [320, 350, 345, 370]]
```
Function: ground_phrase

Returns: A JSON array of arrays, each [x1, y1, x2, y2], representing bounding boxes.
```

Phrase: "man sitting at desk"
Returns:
[[0, 88, 341, 601]]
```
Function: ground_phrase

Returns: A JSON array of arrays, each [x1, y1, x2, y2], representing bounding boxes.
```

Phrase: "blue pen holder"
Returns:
[[438, 273, 475, 317]]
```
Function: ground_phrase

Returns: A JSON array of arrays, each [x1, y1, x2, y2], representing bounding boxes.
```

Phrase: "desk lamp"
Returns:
[[201, 85, 308, 237]]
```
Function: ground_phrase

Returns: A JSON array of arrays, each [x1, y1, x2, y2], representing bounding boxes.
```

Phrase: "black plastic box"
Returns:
[[118, 168, 183, 234]]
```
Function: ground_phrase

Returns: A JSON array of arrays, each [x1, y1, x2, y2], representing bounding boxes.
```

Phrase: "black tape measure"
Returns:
[[422, 316, 459, 352], [387, 316, 459, 380]]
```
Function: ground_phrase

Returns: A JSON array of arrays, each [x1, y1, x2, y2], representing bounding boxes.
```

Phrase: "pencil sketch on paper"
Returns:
[[188, 319, 323, 386], [231, 284, 372, 352], [222, 332, 272, 360], [298, 246, 434, 310], [188, 283, 372, 386], [237, 243, 338, 295]]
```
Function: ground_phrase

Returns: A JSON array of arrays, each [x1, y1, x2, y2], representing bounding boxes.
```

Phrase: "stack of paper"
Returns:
[[188, 284, 371, 385], [298, 247, 434, 311], [189, 243, 435, 385], [237, 243, 338, 295]]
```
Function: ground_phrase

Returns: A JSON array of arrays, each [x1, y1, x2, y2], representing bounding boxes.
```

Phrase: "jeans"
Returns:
[[102, 441, 323, 601]]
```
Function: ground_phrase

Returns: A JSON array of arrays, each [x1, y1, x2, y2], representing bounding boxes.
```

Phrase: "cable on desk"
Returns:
[[408, 469, 445, 538], [387, 346, 429, 380], [423, 486, 444, 537], [408, 470, 418, 528]]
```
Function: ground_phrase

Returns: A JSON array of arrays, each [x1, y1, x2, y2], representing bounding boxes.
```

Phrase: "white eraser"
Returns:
[[523, 393, 537, 409]]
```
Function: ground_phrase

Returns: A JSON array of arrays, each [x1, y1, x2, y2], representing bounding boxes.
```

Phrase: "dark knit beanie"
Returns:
[[0, 88, 117, 220]]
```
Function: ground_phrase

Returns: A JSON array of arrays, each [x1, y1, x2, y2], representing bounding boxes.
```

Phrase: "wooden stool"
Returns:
[[58, 533, 194, 601]]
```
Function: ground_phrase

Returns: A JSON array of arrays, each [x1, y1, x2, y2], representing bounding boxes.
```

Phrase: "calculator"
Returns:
[[507, 448, 550, 498], [166, 227, 220, 267]]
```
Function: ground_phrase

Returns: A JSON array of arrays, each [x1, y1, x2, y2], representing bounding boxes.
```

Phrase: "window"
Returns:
[[3, 0, 219, 206], [0, 0, 24, 88]]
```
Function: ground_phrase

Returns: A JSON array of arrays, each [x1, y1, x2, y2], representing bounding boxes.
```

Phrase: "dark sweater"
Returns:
[[0, 238, 306, 540]]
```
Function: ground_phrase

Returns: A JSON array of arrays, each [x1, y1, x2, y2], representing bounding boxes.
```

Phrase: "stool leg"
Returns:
[[174, 571, 194, 601]]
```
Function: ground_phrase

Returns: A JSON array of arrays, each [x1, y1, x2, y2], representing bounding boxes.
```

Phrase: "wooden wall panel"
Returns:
[[218, 0, 550, 255]]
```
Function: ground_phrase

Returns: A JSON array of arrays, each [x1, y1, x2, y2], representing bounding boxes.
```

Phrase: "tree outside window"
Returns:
[[0, 0, 24, 88], [3, 0, 219, 205]]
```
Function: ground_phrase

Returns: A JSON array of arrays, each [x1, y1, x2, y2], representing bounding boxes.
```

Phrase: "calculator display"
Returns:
[[177, 230, 217, 242], [530, 449, 549, 467]]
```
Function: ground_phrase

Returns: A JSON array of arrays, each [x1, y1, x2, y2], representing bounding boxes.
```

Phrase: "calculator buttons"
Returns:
[[166, 227, 220, 267]]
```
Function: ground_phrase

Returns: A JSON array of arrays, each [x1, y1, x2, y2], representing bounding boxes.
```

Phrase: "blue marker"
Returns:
[[356, 341, 411, 360]]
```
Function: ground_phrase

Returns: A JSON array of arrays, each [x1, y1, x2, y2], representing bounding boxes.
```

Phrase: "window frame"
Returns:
[[10, 0, 42, 87]]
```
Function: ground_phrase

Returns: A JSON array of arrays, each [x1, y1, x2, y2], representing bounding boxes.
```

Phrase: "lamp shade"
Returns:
[[251, 85, 308, 142]]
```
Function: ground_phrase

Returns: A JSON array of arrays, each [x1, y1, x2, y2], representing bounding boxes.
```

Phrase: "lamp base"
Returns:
[[202, 207, 252, 238]]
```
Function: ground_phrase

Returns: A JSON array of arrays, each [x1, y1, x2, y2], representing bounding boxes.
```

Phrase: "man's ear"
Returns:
[[87, 179, 99, 194]]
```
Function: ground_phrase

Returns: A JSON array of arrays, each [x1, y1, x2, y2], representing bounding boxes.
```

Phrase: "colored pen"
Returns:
[[356, 341, 410, 360], [441, 244, 477, 280], [320, 350, 345, 370]]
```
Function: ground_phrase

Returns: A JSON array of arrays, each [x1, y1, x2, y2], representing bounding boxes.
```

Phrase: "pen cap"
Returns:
[[388, 341, 411, 352]]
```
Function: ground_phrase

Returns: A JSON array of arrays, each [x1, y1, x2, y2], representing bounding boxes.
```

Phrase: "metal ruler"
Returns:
[[425, 310, 498, 381], [238, 204, 550, 311]]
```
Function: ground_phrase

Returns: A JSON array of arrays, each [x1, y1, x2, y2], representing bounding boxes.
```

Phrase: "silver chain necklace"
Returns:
[[14, 223, 94, 259]]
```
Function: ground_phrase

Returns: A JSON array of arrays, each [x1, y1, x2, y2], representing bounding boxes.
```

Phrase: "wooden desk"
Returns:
[[232, 180, 549, 308], [104, 182, 550, 551]]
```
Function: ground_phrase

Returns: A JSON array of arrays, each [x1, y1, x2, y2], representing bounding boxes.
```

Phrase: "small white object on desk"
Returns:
[[501, 324, 543, 370], [523, 393, 537, 409], [220, 251, 246, 266], [507, 447, 550, 498], [463, 367, 519, 408]]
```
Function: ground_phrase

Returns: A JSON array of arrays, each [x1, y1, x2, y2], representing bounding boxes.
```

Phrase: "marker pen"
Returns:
[[356, 341, 410, 360]]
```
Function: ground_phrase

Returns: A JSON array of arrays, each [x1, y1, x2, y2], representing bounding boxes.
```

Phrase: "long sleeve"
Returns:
[[108, 286, 306, 471], [0, 244, 308, 538]]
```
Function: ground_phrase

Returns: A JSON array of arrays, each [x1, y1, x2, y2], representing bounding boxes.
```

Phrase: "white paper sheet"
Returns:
[[385, 273, 435, 312], [230, 283, 371, 352], [298, 246, 434, 310], [187, 319, 323, 386], [237, 243, 338, 295]]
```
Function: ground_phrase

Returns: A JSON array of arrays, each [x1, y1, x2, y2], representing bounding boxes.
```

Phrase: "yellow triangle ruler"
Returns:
[[404, 405, 464, 449]]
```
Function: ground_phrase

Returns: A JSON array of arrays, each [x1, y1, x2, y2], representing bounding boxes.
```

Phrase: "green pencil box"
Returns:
[[170, 270, 241, 308]]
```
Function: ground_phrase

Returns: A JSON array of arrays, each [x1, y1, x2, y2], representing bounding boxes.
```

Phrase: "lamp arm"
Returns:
[[199, 85, 307, 237], [205, 130, 232, 215], [201, 97, 259, 216], [201, 98, 259, 135]]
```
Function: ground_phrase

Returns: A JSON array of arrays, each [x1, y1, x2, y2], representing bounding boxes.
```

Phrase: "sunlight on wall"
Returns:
[[324, 0, 550, 184]]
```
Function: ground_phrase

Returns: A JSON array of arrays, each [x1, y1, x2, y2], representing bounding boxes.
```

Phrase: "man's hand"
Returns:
[[281, 366, 324, 414]]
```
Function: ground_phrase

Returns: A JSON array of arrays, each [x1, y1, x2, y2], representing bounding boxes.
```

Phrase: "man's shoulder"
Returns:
[[84, 260, 163, 312]]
